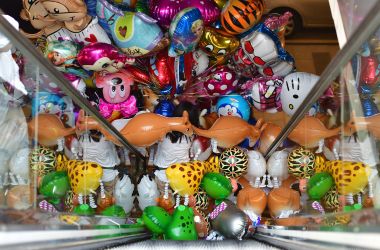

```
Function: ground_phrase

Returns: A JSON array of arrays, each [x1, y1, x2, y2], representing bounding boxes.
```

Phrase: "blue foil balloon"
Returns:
[[154, 100, 175, 117], [169, 8, 204, 57], [216, 94, 251, 121]]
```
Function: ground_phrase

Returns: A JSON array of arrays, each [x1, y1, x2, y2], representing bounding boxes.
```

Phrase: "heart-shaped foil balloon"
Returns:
[[149, 0, 220, 29]]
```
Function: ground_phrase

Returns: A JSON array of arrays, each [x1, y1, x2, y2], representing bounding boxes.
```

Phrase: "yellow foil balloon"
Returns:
[[214, 0, 228, 9], [166, 161, 207, 196], [199, 27, 240, 65], [67, 160, 103, 195], [316, 160, 370, 195]]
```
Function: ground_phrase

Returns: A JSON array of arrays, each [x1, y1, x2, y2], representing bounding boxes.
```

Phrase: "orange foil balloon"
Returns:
[[237, 186, 267, 221], [267, 187, 300, 219], [192, 208, 209, 238], [220, 0, 264, 35], [28, 114, 76, 147], [214, 0, 227, 9], [258, 123, 282, 154], [199, 27, 239, 65]]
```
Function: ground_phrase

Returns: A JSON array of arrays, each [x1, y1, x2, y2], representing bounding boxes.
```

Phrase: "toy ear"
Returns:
[[74, 0, 86, 7], [20, 10, 29, 21]]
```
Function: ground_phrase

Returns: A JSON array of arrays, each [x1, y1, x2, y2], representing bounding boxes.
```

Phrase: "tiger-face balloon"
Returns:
[[220, 0, 264, 35]]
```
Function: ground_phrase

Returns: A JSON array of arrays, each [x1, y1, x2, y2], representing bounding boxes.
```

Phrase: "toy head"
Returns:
[[20, 0, 56, 29], [95, 70, 134, 103], [41, 0, 87, 22]]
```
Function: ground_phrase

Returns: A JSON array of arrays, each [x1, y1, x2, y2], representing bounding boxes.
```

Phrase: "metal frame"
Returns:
[[263, 0, 380, 159], [0, 11, 145, 160]]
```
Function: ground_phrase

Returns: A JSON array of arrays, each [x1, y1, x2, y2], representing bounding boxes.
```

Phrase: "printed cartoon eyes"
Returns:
[[53, 8, 60, 14], [109, 86, 117, 98], [119, 85, 126, 97], [205, 45, 213, 52], [111, 77, 122, 85], [102, 63, 110, 69], [217, 49, 226, 55]]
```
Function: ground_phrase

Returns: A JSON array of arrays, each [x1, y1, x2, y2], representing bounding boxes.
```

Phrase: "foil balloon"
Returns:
[[280, 72, 320, 116], [245, 150, 266, 187], [96, 0, 167, 57], [267, 187, 300, 218], [148, 50, 175, 89], [168, 8, 204, 57], [142, 206, 172, 234], [307, 172, 334, 200], [360, 56, 379, 86], [192, 49, 210, 76], [101, 205, 126, 217], [219, 147, 248, 179], [210, 200, 248, 239], [241, 23, 294, 77], [192, 208, 209, 238], [44, 40, 89, 79], [316, 160, 370, 196], [214, 0, 227, 9], [216, 94, 251, 121], [267, 150, 289, 187], [166, 161, 206, 196], [241, 76, 283, 113], [200, 172, 232, 200], [288, 148, 316, 179], [229, 47, 258, 78], [149, 0, 220, 29], [258, 123, 281, 154], [137, 175, 160, 211], [199, 27, 239, 65], [30, 146, 56, 179], [154, 99, 176, 117], [95, 69, 138, 119], [67, 160, 103, 196], [220, 0, 264, 35], [167, 52, 197, 95], [237, 186, 267, 223], [114, 174, 134, 214], [203, 66, 238, 97], [39, 171, 70, 205], [164, 205, 198, 240], [77, 42, 134, 73]]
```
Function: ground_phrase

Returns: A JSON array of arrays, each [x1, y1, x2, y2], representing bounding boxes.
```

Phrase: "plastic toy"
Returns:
[[237, 186, 267, 223], [200, 172, 232, 200], [192, 116, 266, 152], [76, 110, 192, 147], [307, 172, 334, 200]]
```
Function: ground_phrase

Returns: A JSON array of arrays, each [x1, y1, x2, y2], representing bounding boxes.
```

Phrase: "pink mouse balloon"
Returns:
[[95, 69, 138, 119], [203, 66, 239, 97], [78, 42, 134, 74]]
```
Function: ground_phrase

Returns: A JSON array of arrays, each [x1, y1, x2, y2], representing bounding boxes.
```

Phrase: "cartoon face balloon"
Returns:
[[149, 0, 220, 29], [203, 66, 238, 97], [78, 42, 134, 73], [220, 0, 264, 35], [97, 0, 167, 57], [44, 40, 89, 79], [216, 95, 250, 121], [95, 70, 134, 104], [280, 72, 320, 116], [242, 76, 283, 113], [169, 8, 204, 57], [199, 27, 239, 65]]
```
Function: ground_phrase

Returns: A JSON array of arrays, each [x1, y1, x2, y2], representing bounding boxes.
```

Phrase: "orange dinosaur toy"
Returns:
[[76, 110, 192, 147], [192, 116, 266, 152]]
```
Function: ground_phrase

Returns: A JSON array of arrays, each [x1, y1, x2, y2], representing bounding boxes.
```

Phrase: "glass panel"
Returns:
[[0, 11, 147, 238]]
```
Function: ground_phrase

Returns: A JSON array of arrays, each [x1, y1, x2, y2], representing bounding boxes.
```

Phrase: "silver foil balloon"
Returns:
[[210, 200, 248, 240]]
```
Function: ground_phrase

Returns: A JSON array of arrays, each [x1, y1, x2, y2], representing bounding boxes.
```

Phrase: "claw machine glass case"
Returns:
[[0, 12, 150, 249]]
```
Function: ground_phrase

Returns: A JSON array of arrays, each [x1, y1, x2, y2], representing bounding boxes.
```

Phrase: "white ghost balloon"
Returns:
[[280, 72, 320, 116], [9, 147, 29, 185], [245, 150, 267, 188], [267, 150, 289, 188], [137, 174, 160, 211], [115, 174, 135, 214]]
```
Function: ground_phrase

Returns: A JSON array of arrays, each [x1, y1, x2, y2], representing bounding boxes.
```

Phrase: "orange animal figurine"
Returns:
[[344, 113, 380, 139], [192, 116, 266, 153], [76, 110, 193, 147], [142, 87, 159, 112], [258, 123, 282, 154], [28, 114, 76, 148], [237, 186, 267, 224], [288, 116, 341, 150]]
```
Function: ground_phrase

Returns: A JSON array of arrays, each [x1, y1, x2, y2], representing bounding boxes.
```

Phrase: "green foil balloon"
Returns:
[[164, 205, 198, 240], [200, 172, 232, 200], [102, 205, 127, 217], [74, 204, 95, 216], [39, 171, 70, 204], [307, 172, 334, 200], [142, 206, 172, 234]]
